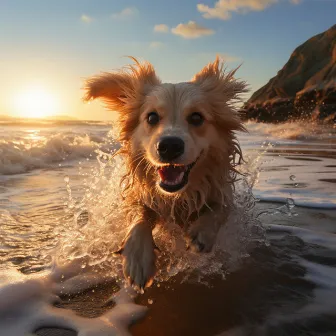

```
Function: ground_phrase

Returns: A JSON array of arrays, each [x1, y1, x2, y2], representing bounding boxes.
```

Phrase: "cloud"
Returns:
[[149, 41, 165, 49], [289, 0, 302, 4], [171, 21, 215, 39], [197, 0, 278, 20], [154, 24, 169, 33], [81, 14, 93, 23], [111, 7, 139, 19]]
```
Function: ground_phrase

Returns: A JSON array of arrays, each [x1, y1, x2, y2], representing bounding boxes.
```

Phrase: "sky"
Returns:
[[0, 0, 335, 120]]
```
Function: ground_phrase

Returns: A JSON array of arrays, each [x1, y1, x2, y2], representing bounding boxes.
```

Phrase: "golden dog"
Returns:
[[84, 57, 247, 289]]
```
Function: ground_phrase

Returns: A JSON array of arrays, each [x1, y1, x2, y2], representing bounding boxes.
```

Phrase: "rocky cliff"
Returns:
[[242, 24, 336, 123]]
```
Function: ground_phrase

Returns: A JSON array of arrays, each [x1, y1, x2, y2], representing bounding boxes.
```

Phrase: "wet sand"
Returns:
[[35, 203, 336, 336]]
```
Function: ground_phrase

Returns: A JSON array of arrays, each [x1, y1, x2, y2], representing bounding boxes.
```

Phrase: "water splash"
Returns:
[[54, 146, 267, 286]]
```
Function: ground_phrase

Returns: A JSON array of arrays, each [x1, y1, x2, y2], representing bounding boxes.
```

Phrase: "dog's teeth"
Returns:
[[176, 172, 184, 183]]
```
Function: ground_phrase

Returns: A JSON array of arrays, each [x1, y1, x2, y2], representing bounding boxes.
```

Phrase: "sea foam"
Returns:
[[0, 260, 147, 336], [0, 128, 117, 175]]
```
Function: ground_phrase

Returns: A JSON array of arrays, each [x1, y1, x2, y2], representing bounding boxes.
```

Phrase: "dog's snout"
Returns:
[[157, 136, 185, 161]]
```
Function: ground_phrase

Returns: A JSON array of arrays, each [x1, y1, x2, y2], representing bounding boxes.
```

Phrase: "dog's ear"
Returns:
[[83, 57, 161, 140], [191, 56, 248, 131], [84, 71, 133, 110], [84, 57, 160, 109], [191, 56, 248, 103]]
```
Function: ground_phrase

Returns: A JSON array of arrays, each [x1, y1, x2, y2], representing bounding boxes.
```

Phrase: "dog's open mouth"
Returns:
[[157, 161, 197, 193]]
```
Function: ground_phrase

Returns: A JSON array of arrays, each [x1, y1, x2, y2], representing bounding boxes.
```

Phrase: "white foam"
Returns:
[[243, 120, 336, 142], [0, 260, 147, 336], [0, 130, 119, 175]]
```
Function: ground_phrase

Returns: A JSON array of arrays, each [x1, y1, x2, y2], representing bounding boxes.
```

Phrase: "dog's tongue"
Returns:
[[158, 165, 185, 185]]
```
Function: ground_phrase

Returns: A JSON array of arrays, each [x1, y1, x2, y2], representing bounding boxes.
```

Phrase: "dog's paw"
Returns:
[[118, 224, 157, 290], [187, 222, 218, 253]]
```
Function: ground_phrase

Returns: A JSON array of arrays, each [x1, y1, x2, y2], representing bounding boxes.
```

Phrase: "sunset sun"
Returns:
[[13, 86, 59, 118]]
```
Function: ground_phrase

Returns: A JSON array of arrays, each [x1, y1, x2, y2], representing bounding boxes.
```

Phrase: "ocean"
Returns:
[[0, 119, 335, 336]]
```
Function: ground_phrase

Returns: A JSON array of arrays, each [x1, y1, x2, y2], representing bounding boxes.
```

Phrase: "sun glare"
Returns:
[[13, 86, 59, 118]]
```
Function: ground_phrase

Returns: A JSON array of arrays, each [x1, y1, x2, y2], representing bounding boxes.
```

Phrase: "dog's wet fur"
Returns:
[[84, 57, 248, 289]]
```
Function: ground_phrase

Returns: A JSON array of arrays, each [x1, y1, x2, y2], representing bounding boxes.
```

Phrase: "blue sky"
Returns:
[[1, 0, 335, 120]]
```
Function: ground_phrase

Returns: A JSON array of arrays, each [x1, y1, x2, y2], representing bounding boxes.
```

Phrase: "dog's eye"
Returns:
[[187, 112, 204, 126], [147, 112, 160, 125]]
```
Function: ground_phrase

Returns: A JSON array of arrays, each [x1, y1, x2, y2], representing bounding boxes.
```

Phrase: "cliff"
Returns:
[[243, 24, 336, 123]]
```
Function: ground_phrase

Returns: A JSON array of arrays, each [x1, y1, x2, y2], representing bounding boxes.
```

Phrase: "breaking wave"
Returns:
[[245, 120, 336, 142], [0, 131, 118, 175]]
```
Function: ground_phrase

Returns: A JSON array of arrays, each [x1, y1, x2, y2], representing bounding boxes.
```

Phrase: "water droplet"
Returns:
[[290, 175, 296, 181], [287, 198, 295, 206], [148, 299, 153, 304], [286, 198, 296, 214]]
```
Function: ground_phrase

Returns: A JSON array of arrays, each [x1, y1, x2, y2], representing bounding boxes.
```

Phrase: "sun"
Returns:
[[13, 86, 59, 118]]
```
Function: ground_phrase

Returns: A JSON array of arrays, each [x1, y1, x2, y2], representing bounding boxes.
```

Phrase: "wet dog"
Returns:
[[84, 57, 247, 289]]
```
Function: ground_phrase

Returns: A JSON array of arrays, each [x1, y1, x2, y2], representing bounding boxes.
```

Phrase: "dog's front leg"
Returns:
[[117, 206, 157, 289], [187, 205, 227, 253]]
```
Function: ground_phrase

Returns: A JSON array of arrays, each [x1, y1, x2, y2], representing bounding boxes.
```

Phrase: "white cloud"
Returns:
[[197, 0, 278, 20], [289, 0, 302, 4], [150, 41, 165, 49], [81, 14, 93, 23], [171, 21, 215, 39], [154, 24, 169, 33], [111, 7, 139, 19]]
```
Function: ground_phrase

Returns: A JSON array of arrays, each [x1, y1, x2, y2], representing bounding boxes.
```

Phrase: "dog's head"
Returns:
[[84, 57, 247, 196]]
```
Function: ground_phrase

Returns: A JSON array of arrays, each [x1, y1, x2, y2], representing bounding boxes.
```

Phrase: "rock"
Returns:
[[242, 24, 336, 123]]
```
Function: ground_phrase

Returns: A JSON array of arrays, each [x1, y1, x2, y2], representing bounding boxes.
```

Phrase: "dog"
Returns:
[[84, 57, 247, 290]]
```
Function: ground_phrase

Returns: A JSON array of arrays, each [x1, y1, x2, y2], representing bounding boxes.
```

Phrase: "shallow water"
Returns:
[[0, 119, 335, 336]]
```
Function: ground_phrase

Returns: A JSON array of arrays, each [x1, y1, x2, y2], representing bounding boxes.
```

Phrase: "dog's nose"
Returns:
[[157, 136, 185, 161]]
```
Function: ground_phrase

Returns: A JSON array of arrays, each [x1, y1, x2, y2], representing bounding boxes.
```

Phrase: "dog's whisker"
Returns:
[[144, 162, 153, 179], [128, 152, 146, 166], [132, 156, 146, 178]]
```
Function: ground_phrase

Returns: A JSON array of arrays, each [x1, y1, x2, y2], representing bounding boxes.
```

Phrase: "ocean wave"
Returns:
[[0, 119, 113, 127], [257, 196, 336, 210], [244, 121, 336, 142], [0, 133, 117, 175]]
